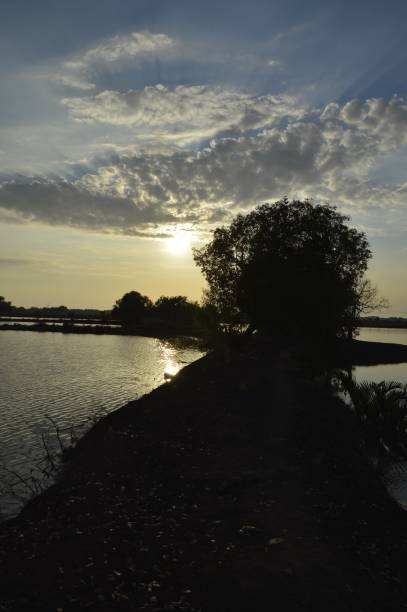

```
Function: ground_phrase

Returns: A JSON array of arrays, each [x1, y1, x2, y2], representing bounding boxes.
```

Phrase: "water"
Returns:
[[357, 326, 407, 346], [0, 317, 120, 328], [0, 330, 204, 518], [353, 327, 407, 508], [354, 327, 407, 387]]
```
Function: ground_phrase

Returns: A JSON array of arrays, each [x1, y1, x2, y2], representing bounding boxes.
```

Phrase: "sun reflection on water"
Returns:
[[161, 345, 181, 379]]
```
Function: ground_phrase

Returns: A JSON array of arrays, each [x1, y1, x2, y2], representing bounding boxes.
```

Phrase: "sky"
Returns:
[[0, 0, 406, 313]]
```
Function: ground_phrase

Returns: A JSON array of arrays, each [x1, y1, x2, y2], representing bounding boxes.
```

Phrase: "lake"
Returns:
[[0, 330, 204, 518], [355, 327, 407, 385]]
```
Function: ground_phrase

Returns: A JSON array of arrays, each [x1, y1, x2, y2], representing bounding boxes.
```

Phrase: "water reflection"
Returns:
[[161, 344, 181, 379]]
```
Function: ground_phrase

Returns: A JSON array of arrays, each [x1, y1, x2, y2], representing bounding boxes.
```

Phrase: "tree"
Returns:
[[345, 278, 388, 339], [193, 199, 374, 343], [0, 296, 12, 316], [112, 291, 152, 326], [154, 296, 199, 324]]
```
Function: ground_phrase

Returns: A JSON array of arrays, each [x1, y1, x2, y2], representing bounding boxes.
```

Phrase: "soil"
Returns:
[[1, 342, 407, 611]]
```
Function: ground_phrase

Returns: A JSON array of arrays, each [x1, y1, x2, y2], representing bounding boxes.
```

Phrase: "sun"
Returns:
[[166, 232, 191, 255]]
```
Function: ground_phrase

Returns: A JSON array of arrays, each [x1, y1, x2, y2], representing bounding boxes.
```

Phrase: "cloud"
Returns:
[[340, 95, 407, 149], [1, 95, 407, 237], [61, 85, 306, 144], [53, 72, 96, 91], [0, 178, 186, 236], [51, 31, 174, 91], [79, 31, 174, 64]]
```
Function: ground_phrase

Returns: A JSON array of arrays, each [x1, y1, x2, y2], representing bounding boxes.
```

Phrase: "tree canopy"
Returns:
[[0, 296, 12, 316], [112, 292, 205, 333], [112, 291, 152, 325], [154, 295, 199, 323], [193, 199, 376, 343]]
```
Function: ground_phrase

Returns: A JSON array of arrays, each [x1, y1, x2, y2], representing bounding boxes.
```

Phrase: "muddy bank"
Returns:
[[332, 338, 407, 366], [350, 339, 407, 365], [1, 345, 407, 610]]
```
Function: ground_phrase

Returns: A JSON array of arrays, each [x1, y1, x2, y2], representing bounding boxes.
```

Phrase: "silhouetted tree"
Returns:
[[344, 277, 388, 339], [0, 296, 12, 316], [194, 198, 375, 344], [112, 291, 152, 326], [154, 296, 199, 324]]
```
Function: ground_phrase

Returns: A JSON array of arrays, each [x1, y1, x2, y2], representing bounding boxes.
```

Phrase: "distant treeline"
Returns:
[[0, 293, 215, 338], [1, 295, 208, 324], [6, 305, 112, 320], [110, 292, 214, 336]]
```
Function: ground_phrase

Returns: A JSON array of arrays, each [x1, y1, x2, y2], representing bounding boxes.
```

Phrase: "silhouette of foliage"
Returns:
[[337, 372, 407, 457], [11, 305, 111, 320], [194, 198, 375, 343], [345, 278, 388, 339], [154, 295, 200, 324], [112, 291, 152, 326], [0, 296, 12, 315]]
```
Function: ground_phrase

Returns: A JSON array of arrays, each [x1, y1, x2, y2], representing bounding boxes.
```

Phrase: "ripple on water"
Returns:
[[0, 331, 203, 518]]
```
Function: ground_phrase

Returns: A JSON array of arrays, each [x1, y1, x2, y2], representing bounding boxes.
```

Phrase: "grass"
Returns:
[[0, 411, 107, 518]]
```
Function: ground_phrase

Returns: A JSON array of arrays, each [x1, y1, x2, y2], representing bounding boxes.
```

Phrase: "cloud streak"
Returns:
[[0, 257, 32, 265], [61, 86, 305, 143], [78, 31, 174, 64]]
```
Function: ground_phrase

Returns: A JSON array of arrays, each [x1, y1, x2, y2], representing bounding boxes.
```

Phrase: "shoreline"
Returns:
[[1, 344, 407, 609], [0, 321, 205, 342]]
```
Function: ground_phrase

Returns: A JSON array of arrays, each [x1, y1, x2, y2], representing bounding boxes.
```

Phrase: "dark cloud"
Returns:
[[0, 178, 183, 235]]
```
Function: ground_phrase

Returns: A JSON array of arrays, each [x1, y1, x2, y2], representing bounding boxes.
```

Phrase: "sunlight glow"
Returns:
[[166, 232, 191, 255]]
